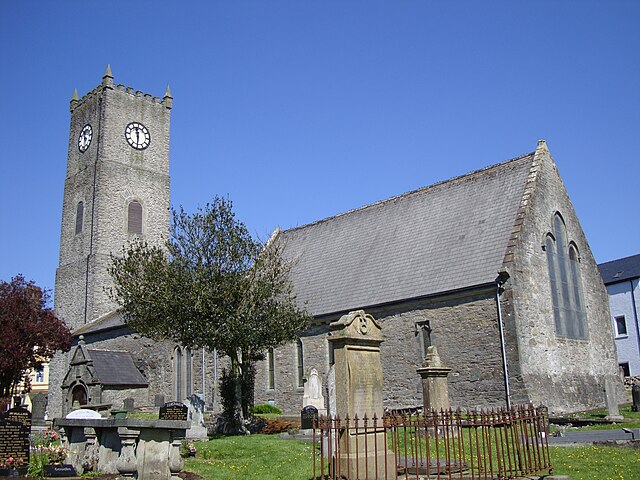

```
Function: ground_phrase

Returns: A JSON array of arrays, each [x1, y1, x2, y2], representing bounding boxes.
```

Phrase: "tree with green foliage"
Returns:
[[0, 276, 72, 407], [108, 196, 311, 433]]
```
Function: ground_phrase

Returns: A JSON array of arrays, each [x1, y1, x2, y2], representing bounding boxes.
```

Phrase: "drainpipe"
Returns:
[[496, 270, 511, 409]]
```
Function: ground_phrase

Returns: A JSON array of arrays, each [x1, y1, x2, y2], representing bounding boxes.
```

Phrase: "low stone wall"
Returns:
[[54, 418, 189, 480]]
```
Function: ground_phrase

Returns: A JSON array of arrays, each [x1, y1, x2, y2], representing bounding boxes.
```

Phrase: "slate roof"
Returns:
[[599, 254, 640, 285], [277, 152, 536, 317], [73, 310, 125, 337], [88, 349, 148, 386]]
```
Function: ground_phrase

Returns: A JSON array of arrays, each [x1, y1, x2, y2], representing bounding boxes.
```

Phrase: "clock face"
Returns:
[[78, 124, 93, 152], [125, 122, 151, 150]]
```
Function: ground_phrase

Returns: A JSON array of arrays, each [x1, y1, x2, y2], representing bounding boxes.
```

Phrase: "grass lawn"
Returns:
[[184, 434, 640, 480], [185, 434, 315, 480], [550, 445, 640, 480]]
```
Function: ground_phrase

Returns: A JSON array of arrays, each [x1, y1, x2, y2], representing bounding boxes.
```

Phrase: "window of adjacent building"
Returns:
[[35, 366, 45, 383], [128, 200, 143, 234], [296, 339, 304, 388], [614, 315, 628, 337], [75, 201, 84, 235], [267, 348, 275, 390], [545, 213, 587, 339]]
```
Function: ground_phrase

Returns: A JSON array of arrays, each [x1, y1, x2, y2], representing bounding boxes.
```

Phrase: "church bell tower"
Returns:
[[54, 66, 172, 330]]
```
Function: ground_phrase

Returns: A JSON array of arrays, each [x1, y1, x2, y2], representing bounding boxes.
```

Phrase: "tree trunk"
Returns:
[[223, 355, 248, 435]]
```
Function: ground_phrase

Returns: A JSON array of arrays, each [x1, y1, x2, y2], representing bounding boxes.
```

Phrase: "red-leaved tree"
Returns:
[[0, 275, 72, 405]]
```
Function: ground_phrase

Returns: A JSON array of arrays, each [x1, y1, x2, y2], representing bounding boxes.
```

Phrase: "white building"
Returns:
[[599, 254, 640, 377]]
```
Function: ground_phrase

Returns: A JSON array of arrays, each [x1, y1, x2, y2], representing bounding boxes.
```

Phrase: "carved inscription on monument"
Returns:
[[347, 347, 384, 418], [159, 402, 188, 421], [0, 419, 30, 466]]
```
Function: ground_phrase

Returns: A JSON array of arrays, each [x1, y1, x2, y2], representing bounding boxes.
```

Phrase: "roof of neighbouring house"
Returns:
[[276, 150, 537, 317], [599, 254, 640, 285], [87, 349, 148, 386]]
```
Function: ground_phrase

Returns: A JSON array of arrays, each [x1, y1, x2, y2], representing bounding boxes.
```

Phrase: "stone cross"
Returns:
[[416, 345, 452, 412]]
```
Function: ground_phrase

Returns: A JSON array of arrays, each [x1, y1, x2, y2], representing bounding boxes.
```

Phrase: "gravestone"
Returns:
[[303, 368, 326, 416], [123, 398, 135, 412], [159, 402, 188, 421], [301, 405, 318, 430], [604, 377, 623, 421], [185, 395, 207, 440], [416, 345, 452, 411], [328, 310, 395, 479], [154, 394, 165, 407], [0, 407, 32, 467], [31, 393, 47, 423], [631, 384, 640, 413], [66, 408, 102, 419]]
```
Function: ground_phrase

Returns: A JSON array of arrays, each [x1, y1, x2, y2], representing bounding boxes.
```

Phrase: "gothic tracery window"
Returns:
[[545, 213, 587, 339], [173, 346, 192, 401]]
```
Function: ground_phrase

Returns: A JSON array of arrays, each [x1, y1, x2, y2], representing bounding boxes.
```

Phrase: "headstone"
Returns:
[[303, 368, 327, 416], [416, 345, 452, 412], [185, 395, 207, 440], [159, 402, 188, 421], [66, 408, 102, 419], [327, 310, 395, 479], [123, 398, 135, 412], [604, 377, 623, 421], [301, 405, 318, 430], [0, 407, 32, 467], [31, 393, 47, 422], [631, 384, 640, 413], [327, 365, 336, 417], [7, 406, 32, 434], [154, 394, 165, 408]]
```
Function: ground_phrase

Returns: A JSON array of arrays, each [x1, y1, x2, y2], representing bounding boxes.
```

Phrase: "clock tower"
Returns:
[[54, 65, 172, 330], [49, 67, 172, 416]]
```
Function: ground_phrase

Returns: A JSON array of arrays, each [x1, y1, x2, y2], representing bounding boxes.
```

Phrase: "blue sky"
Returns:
[[1, 1, 638, 295]]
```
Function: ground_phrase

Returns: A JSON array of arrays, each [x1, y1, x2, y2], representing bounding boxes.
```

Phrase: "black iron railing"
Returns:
[[312, 404, 552, 480]]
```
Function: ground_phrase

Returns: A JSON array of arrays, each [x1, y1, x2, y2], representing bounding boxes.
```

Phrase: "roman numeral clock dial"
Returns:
[[78, 124, 93, 152], [125, 122, 151, 150]]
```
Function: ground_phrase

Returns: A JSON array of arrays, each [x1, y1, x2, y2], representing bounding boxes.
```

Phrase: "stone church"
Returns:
[[49, 69, 622, 418]]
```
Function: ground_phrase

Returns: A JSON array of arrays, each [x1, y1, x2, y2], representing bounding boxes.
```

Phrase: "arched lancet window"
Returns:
[[75, 201, 84, 235], [174, 346, 183, 401], [545, 213, 587, 339], [128, 200, 143, 234], [296, 339, 304, 388], [267, 348, 275, 390], [185, 348, 192, 398]]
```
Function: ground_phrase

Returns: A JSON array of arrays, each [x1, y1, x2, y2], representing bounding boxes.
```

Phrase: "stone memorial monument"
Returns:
[[185, 395, 207, 440], [303, 368, 327, 416], [328, 310, 395, 479], [416, 345, 452, 412]]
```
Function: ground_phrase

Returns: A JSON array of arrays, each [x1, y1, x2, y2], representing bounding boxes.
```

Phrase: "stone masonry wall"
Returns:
[[506, 142, 624, 414], [254, 289, 507, 415]]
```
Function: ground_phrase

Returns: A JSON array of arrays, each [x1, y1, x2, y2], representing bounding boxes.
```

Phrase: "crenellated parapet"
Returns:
[[70, 65, 172, 112]]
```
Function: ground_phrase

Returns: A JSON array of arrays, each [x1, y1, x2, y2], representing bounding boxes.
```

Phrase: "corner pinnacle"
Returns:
[[71, 88, 79, 101], [102, 64, 114, 87], [163, 84, 173, 109]]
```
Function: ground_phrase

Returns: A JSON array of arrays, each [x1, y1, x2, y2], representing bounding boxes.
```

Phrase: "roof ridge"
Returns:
[[282, 151, 536, 234], [598, 253, 640, 267]]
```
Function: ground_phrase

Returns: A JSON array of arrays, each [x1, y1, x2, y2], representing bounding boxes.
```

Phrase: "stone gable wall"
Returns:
[[508, 146, 624, 413]]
